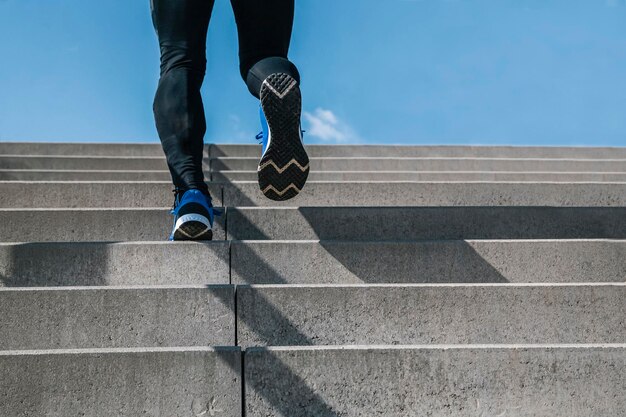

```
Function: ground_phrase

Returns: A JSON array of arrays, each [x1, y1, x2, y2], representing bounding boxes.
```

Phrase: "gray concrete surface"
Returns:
[[0, 142, 169, 156], [9, 155, 626, 172], [244, 345, 626, 416], [230, 239, 626, 284], [4, 142, 624, 158], [212, 170, 626, 182], [210, 143, 626, 158], [222, 181, 626, 207], [0, 286, 234, 349], [0, 347, 241, 417], [0, 241, 229, 286], [0, 169, 174, 181], [6, 181, 626, 208], [0, 155, 171, 170], [4, 169, 626, 182], [0, 208, 225, 242], [6, 239, 624, 288], [0, 181, 223, 208], [226, 207, 626, 241], [237, 284, 626, 346], [4, 240, 623, 287], [211, 156, 626, 172], [4, 142, 626, 416], [11, 207, 625, 243]]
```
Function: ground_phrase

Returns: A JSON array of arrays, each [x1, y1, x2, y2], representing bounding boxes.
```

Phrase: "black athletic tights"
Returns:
[[150, 0, 301, 195]]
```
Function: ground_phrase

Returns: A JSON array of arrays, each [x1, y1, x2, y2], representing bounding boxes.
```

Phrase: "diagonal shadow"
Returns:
[[180, 146, 626, 414], [209, 143, 342, 416], [294, 206, 626, 241], [232, 239, 510, 284], [0, 242, 110, 287]]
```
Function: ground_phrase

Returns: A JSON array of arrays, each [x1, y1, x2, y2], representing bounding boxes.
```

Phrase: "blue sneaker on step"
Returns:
[[168, 189, 216, 241], [255, 72, 309, 201]]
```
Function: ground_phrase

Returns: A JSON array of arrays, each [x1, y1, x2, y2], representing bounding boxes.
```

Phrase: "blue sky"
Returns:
[[1, 0, 626, 146]]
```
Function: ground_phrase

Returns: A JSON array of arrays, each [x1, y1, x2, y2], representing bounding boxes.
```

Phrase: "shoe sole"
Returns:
[[172, 220, 213, 241], [258, 73, 310, 201]]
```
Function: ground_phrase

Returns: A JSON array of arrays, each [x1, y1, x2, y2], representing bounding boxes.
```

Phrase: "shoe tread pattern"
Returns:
[[258, 73, 310, 201], [173, 221, 213, 241]]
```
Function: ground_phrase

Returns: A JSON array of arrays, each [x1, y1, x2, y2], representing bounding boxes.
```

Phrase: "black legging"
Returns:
[[150, 0, 301, 195]]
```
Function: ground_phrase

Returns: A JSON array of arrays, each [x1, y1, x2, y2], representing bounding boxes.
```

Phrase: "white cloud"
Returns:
[[303, 108, 360, 143]]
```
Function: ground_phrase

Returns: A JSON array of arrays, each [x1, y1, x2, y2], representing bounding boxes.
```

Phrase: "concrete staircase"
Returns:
[[1, 142, 625, 416]]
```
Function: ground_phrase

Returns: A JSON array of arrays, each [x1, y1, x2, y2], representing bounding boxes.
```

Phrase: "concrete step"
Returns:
[[230, 239, 626, 284], [0, 169, 173, 181], [0, 347, 241, 417], [244, 345, 626, 416], [0, 155, 170, 170], [0, 242, 229, 286], [3, 240, 622, 287], [5, 181, 626, 208], [213, 170, 626, 182], [0, 209, 225, 242], [4, 240, 622, 287], [4, 207, 622, 243], [0, 181, 223, 208], [223, 181, 626, 207], [211, 143, 626, 158], [5, 154, 625, 172], [211, 156, 626, 172], [0, 142, 167, 156], [4, 142, 625, 159], [0, 286, 234, 349], [226, 207, 626, 241], [5, 169, 626, 182], [237, 284, 626, 346]]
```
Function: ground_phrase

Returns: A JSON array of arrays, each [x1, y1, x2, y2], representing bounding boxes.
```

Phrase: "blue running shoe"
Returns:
[[256, 72, 309, 201], [168, 189, 216, 241]]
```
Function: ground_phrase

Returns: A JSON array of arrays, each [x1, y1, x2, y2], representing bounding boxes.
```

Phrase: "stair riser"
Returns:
[[0, 287, 234, 349], [227, 207, 626, 240], [230, 240, 626, 284], [5, 170, 626, 182], [0, 156, 170, 170], [5, 182, 626, 208], [11, 155, 624, 172], [245, 347, 626, 417], [213, 171, 626, 182], [212, 157, 626, 172], [0, 209, 225, 242], [4, 240, 623, 287], [0, 182, 223, 208], [0, 143, 168, 156], [0, 348, 241, 417], [0, 242, 229, 286], [0, 170, 174, 181], [4, 143, 625, 158], [223, 182, 626, 207], [2, 207, 624, 242], [211, 144, 626, 158], [238, 285, 626, 346]]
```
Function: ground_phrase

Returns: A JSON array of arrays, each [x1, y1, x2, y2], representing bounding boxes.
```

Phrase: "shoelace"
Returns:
[[255, 129, 306, 144]]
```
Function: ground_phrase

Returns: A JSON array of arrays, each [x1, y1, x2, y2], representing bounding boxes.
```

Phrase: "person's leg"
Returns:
[[151, 0, 214, 196], [230, 0, 300, 97], [151, 0, 217, 241], [231, 0, 309, 201]]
